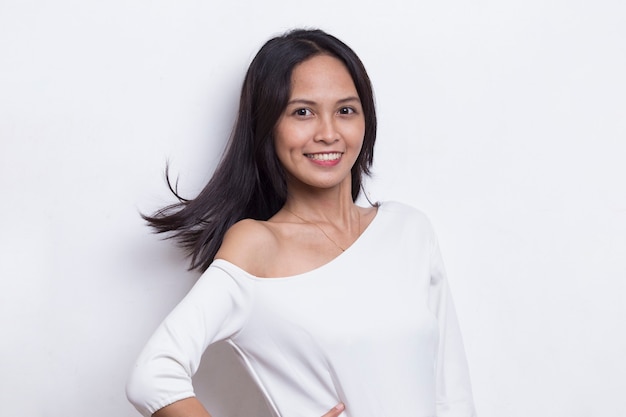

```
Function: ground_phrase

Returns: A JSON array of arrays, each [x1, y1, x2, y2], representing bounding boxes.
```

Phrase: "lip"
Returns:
[[304, 152, 343, 167]]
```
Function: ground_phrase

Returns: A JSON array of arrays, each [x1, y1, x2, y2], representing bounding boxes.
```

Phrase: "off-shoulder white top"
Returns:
[[126, 201, 476, 417]]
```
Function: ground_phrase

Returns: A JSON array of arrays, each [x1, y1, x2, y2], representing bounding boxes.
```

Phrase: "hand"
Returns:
[[321, 403, 345, 417]]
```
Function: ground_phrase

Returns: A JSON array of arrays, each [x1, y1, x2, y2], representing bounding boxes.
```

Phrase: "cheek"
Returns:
[[275, 123, 306, 152], [273, 127, 297, 167], [273, 131, 289, 159], [348, 121, 366, 146]]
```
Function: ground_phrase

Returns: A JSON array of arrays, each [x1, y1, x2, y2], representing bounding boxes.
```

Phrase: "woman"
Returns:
[[127, 29, 476, 417]]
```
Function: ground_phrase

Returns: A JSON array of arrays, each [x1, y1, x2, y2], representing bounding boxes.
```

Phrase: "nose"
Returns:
[[314, 115, 339, 143]]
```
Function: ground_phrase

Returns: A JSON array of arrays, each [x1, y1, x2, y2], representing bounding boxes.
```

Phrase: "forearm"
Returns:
[[152, 398, 212, 417]]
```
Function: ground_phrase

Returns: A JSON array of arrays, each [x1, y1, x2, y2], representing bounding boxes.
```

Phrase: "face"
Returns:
[[274, 54, 365, 194]]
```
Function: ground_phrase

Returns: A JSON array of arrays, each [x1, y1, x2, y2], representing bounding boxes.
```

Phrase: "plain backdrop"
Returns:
[[1, 1, 625, 416]]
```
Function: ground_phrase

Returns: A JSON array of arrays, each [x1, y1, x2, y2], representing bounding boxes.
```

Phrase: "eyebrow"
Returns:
[[286, 96, 361, 106]]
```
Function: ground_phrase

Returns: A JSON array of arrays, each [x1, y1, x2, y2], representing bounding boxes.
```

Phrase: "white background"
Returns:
[[1, 1, 625, 416]]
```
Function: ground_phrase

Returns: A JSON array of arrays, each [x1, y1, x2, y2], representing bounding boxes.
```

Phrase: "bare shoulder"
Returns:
[[215, 219, 278, 274]]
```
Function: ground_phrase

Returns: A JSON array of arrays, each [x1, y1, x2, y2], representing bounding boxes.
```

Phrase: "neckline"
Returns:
[[213, 202, 384, 281]]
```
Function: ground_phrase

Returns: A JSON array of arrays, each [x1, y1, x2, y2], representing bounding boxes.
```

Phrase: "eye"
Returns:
[[339, 107, 356, 115], [294, 108, 312, 116]]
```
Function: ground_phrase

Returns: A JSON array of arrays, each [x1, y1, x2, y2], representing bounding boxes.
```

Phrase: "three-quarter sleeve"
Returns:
[[126, 264, 253, 417], [428, 230, 477, 417]]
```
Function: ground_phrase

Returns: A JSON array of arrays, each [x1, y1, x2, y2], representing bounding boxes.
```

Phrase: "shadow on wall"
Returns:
[[194, 341, 273, 417]]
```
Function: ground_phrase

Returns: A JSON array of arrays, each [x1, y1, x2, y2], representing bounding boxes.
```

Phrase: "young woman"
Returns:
[[127, 29, 476, 417]]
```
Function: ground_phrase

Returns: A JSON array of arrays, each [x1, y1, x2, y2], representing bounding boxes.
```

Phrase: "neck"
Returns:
[[283, 180, 357, 226]]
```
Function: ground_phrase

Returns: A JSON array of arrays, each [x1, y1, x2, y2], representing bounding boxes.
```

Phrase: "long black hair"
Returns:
[[144, 28, 377, 272]]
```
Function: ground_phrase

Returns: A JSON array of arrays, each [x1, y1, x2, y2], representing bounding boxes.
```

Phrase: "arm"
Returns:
[[150, 396, 347, 417], [126, 261, 348, 417], [428, 230, 477, 417], [126, 265, 252, 417], [152, 398, 211, 417]]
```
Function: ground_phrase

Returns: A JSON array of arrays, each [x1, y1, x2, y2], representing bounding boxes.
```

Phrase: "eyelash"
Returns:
[[293, 107, 357, 117]]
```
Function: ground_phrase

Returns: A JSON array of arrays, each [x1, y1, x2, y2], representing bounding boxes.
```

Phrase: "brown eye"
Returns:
[[339, 107, 355, 115], [295, 108, 312, 116]]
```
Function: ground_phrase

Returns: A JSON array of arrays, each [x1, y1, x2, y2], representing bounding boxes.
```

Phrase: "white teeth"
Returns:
[[306, 152, 342, 161]]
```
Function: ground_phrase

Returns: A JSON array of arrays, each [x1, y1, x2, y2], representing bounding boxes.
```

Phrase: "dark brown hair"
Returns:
[[144, 28, 377, 272]]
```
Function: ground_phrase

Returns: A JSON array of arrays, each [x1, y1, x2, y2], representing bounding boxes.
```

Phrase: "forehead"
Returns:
[[289, 54, 358, 98]]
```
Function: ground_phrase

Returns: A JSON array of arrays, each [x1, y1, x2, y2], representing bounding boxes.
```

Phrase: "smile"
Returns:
[[305, 152, 343, 161]]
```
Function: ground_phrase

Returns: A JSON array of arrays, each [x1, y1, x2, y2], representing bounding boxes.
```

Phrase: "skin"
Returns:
[[274, 53, 365, 197], [219, 54, 377, 278], [152, 397, 345, 417], [155, 54, 378, 416]]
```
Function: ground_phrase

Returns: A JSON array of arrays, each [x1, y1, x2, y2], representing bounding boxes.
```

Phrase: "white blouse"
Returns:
[[126, 201, 476, 417]]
